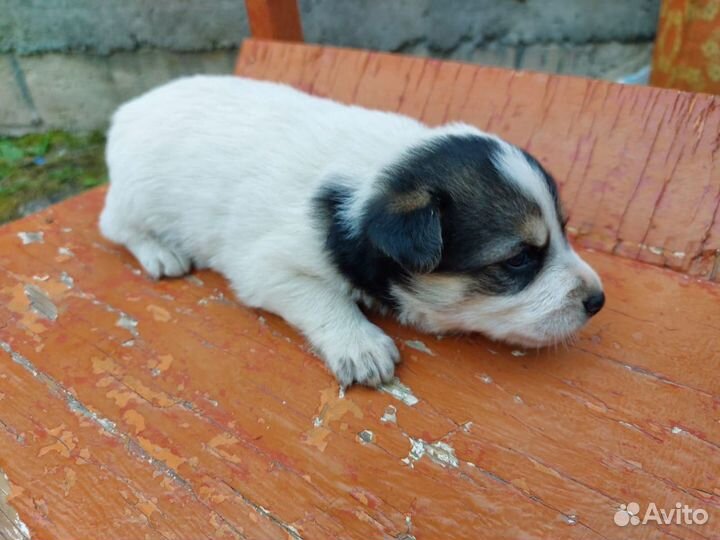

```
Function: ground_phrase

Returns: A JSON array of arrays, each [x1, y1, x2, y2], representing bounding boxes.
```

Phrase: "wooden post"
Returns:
[[245, 0, 303, 42]]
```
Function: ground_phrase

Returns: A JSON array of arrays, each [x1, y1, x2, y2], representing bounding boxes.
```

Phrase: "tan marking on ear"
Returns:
[[521, 215, 549, 247], [389, 190, 432, 213]]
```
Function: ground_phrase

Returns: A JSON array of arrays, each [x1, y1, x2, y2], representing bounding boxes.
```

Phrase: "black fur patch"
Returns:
[[314, 184, 408, 306], [314, 134, 562, 303]]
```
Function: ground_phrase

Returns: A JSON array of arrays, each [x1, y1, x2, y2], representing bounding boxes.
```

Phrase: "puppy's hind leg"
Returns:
[[244, 273, 400, 387], [100, 200, 191, 279]]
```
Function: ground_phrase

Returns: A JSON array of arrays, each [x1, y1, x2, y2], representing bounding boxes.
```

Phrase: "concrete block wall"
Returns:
[[0, 0, 660, 135]]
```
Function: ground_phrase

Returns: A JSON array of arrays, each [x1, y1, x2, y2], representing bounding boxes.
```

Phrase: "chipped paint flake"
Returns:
[[59, 272, 74, 288], [57, 246, 74, 258], [116, 313, 139, 337], [0, 469, 31, 540], [24, 285, 57, 321], [479, 374, 493, 384], [403, 438, 459, 468], [379, 378, 419, 406], [564, 514, 578, 525], [404, 339, 435, 356], [671, 426, 684, 434], [511, 350, 526, 357], [17, 231, 44, 245], [357, 430, 374, 444], [380, 405, 397, 424], [185, 275, 204, 286]]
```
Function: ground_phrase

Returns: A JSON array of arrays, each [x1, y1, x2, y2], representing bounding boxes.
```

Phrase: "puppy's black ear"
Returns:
[[365, 189, 442, 273]]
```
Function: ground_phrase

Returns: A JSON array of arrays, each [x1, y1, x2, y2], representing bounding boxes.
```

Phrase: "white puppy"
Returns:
[[100, 76, 604, 387]]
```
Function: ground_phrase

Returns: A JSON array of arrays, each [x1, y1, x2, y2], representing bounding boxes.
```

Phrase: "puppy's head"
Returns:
[[319, 126, 604, 347]]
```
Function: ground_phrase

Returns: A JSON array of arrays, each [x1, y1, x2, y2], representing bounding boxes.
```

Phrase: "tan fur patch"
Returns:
[[389, 190, 432, 213], [521, 215, 548, 247]]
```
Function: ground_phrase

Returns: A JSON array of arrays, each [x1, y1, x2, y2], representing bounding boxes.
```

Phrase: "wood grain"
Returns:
[[1, 40, 719, 540], [236, 39, 720, 281], [245, 0, 303, 42], [1, 187, 718, 539]]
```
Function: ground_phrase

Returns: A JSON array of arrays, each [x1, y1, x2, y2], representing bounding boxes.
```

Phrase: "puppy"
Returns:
[[100, 76, 604, 387]]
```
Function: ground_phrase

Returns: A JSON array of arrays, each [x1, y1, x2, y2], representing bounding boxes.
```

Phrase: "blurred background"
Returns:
[[2, 0, 661, 135], [2, 0, 716, 224]]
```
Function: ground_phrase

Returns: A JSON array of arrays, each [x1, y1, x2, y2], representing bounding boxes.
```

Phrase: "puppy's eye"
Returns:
[[504, 248, 533, 269]]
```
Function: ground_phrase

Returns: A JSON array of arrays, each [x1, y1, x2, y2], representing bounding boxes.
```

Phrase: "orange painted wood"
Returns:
[[245, 0, 303, 42], [236, 39, 720, 281], [1, 188, 719, 539], [1, 39, 719, 540]]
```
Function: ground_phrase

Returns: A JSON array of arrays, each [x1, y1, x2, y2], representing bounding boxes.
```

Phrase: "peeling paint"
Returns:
[[0, 469, 31, 540], [402, 438, 459, 468], [59, 272, 74, 288], [396, 514, 416, 540], [1, 341, 117, 433], [17, 231, 43, 245], [357, 430, 374, 444], [198, 292, 232, 306], [303, 387, 362, 452], [147, 304, 171, 322], [24, 285, 57, 321], [478, 374, 493, 384], [671, 426, 684, 434], [185, 275, 205, 286], [511, 350, 526, 357], [379, 378, 419, 406], [404, 339, 435, 356], [116, 313, 139, 337], [380, 405, 397, 424], [32, 274, 49, 282], [564, 514, 578, 525]]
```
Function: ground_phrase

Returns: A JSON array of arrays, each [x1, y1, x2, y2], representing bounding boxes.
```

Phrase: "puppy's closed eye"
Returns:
[[501, 244, 545, 271]]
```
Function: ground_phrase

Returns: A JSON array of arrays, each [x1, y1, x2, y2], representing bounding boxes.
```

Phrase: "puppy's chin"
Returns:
[[493, 308, 591, 349], [392, 277, 592, 349]]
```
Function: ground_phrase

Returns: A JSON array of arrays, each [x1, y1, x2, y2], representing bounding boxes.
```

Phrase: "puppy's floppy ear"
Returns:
[[365, 189, 442, 273]]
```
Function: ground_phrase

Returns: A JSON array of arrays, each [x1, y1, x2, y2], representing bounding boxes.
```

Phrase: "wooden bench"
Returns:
[[1, 2, 718, 539]]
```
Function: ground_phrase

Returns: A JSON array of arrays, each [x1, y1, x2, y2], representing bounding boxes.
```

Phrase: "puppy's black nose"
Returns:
[[583, 291, 605, 317]]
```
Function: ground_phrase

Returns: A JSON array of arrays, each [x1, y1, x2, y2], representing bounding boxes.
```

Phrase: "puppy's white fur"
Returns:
[[100, 75, 601, 386]]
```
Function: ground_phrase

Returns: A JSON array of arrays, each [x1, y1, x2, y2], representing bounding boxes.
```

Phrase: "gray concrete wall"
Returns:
[[1, 0, 660, 135]]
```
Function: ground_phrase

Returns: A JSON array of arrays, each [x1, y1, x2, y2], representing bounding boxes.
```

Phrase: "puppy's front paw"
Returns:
[[319, 323, 400, 388]]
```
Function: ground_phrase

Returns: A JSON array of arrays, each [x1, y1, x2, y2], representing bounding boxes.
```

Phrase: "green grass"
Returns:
[[0, 131, 107, 224]]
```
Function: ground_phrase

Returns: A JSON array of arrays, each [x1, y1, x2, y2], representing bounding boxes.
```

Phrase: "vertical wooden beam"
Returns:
[[245, 0, 303, 42]]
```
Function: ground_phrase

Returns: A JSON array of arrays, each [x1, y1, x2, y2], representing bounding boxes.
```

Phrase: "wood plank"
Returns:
[[245, 0, 303, 42], [1, 188, 718, 539], [236, 39, 720, 281]]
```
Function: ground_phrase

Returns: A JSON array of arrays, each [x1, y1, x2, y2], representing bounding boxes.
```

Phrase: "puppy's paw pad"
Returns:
[[324, 326, 399, 388], [130, 239, 190, 279]]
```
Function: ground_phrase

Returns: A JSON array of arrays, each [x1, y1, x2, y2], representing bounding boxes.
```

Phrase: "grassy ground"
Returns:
[[0, 131, 107, 224]]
